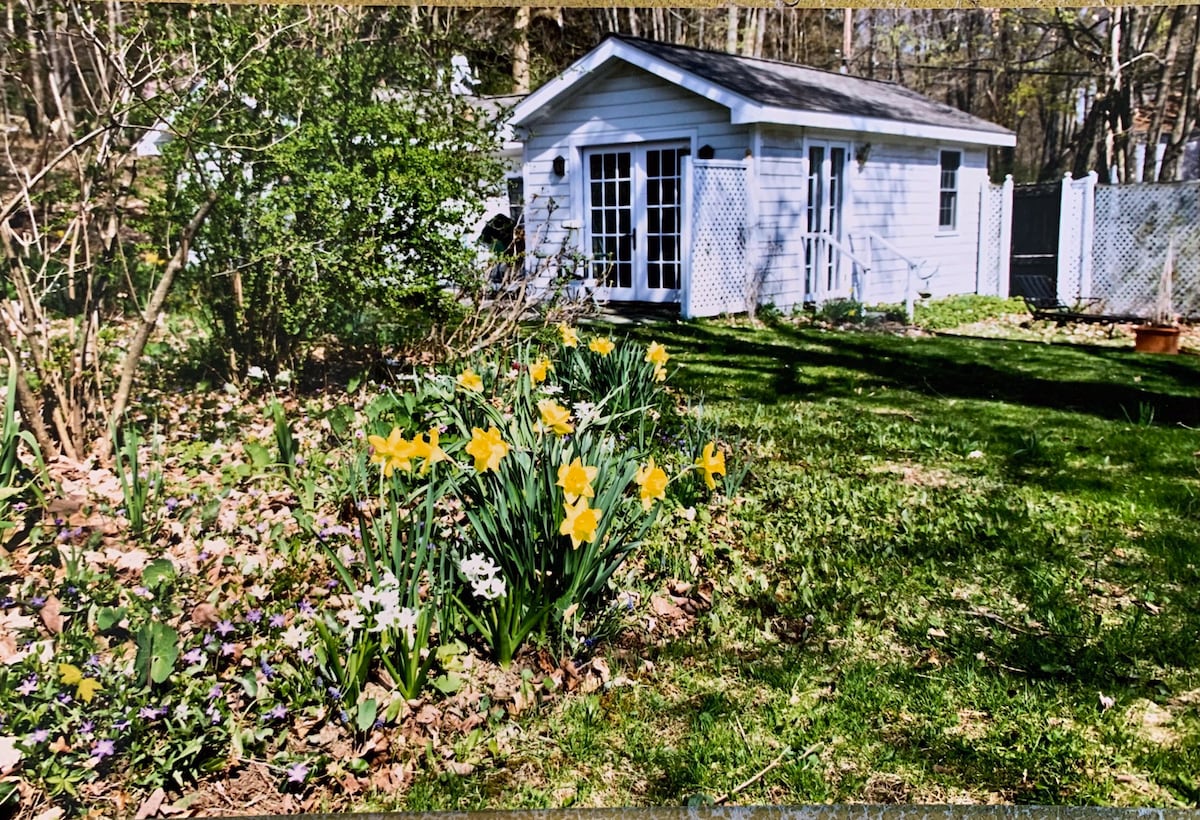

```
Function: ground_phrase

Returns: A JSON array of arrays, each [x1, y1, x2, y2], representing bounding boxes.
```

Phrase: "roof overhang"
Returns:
[[511, 37, 1016, 149]]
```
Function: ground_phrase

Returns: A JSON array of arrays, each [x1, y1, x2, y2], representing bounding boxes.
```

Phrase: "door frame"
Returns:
[[582, 140, 690, 302], [564, 126, 697, 304], [802, 138, 852, 302]]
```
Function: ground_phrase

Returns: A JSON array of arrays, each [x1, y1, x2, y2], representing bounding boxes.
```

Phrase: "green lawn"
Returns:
[[393, 317, 1200, 809]]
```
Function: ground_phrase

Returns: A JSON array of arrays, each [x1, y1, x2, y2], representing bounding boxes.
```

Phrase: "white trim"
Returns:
[[511, 39, 1017, 149], [733, 107, 1015, 148]]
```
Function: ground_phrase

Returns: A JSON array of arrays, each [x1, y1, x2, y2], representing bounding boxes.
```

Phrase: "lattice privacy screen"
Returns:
[[1091, 182, 1200, 319], [978, 181, 1010, 297], [685, 161, 749, 318], [1058, 174, 1096, 302]]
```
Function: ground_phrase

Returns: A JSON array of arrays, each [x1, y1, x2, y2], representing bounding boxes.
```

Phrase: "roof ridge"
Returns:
[[608, 33, 905, 91]]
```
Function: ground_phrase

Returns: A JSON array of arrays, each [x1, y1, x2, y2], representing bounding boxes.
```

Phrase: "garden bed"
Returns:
[[3, 313, 1200, 816]]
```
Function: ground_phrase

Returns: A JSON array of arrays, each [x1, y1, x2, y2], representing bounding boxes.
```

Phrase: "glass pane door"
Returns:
[[586, 142, 686, 302]]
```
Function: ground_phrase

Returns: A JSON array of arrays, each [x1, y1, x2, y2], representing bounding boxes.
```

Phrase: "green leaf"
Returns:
[[142, 558, 176, 590], [135, 621, 180, 685], [432, 673, 463, 695], [244, 441, 272, 469], [356, 698, 378, 732], [96, 606, 127, 632]]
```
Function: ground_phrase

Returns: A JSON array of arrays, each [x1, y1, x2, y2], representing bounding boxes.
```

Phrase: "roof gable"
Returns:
[[511, 35, 1015, 148]]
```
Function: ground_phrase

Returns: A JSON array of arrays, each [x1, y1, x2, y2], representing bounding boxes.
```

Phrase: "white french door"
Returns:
[[586, 142, 687, 302], [803, 141, 850, 302]]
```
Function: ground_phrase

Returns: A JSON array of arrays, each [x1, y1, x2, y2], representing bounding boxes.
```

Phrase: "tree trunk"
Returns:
[[725, 5, 737, 54], [512, 5, 530, 94], [101, 192, 217, 462]]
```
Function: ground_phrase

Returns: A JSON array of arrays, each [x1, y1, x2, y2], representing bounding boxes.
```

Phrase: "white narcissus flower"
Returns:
[[281, 624, 310, 649], [338, 608, 365, 631]]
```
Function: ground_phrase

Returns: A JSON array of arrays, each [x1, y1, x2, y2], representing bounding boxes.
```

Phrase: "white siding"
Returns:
[[850, 140, 990, 303], [517, 64, 999, 309], [520, 62, 749, 276]]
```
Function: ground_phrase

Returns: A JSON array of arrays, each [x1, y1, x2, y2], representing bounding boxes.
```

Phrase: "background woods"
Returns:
[[444, 5, 1200, 183]]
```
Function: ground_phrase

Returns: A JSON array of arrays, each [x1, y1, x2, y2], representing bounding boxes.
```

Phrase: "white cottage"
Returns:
[[510, 36, 1018, 317]]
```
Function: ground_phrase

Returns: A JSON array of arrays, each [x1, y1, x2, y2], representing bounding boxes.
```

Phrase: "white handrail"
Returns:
[[796, 232, 872, 302], [850, 231, 927, 320]]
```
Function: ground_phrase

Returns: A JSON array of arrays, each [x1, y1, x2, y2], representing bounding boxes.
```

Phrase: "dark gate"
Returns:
[[1010, 181, 1061, 307]]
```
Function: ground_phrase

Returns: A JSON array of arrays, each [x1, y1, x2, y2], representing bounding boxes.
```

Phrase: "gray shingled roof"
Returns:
[[616, 35, 1013, 137]]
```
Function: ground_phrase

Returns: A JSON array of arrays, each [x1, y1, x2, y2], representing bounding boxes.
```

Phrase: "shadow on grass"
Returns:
[[632, 321, 1200, 427]]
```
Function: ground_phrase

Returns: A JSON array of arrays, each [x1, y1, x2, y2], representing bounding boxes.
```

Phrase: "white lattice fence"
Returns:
[[1058, 173, 1096, 303], [685, 160, 749, 318], [977, 177, 1012, 297], [1092, 182, 1200, 318]]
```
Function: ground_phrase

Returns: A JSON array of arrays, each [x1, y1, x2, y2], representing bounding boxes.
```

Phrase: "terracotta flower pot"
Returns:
[[1133, 325, 1181, 354]]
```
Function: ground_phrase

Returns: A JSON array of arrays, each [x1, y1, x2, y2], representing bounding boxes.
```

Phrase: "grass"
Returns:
[[390, 315, 1200, 808]]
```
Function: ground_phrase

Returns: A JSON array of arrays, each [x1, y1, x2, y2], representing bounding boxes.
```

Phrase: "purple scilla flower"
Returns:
[[204, 632, 217, 648], [85, 654, 101, 672], [325, 578, 339, 590], [208, 684, 223, 700], [208, 707, 221, 726], [138, 706, 166, 721], [298, 600, 315, 616], [30, 729, 48, 743], [184, 648, 204, 665], [165, 497, 179, 511], [0, 595, 14, 608], [266, 704, 287, 721], [221, 642, 235, 657], [114, 719, 130, 731], [298, 647, 314, 663], [246, 609, 263, 624], [91, 739, 115, 760], [197, 551, 210, 562], [56, 692, 73, 705], [79, 720, 95, 737], [326, 686, 341, 700], [17, 675, 37, 696], [269, 613, 286, 629], [286, 762, 309, 784], [216, 619, 235, 636], [30, 596, 46, 608], [259, 658, 276, 679]]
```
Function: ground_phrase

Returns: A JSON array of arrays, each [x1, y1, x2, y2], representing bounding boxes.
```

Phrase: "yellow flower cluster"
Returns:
[[457, 368, 484, 392], [694, 442, 726, 490], [368, 427, 449, 477], [556, 457, 600, 548], [645, 341, 669, 382], [588, 337, 615, 356], [465, 426, 511, 473], [535, 399, 574, 436]]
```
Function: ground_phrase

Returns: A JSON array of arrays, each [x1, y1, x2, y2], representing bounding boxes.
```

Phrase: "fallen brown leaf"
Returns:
[[39, 596, 63, 634]]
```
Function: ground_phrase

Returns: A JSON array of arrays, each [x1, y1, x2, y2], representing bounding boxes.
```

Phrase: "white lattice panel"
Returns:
[[1092, 182, 1200, 319], [978, 182, 1007, 296], [686, 161, 749, 318], [1058, 174, 1095, 302]]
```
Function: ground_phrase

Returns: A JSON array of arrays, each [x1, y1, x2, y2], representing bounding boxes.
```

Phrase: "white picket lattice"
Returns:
[[1091, 182, 1200, 318], [977, 177, 1013, 297], [685, 160, 749, 318], [1058, 173, 1097, 304]]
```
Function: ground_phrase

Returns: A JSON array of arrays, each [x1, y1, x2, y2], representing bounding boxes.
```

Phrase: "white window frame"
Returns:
[[938, 150, 961, 232]]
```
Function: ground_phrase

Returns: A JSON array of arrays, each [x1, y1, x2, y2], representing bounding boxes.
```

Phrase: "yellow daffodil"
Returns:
[[465, 426, 511, 473], [535, 399, 574, 436], [557, 322, 579, 347], [694, 442, 726, 490], [409, 427, 449, 476], [645, 342, 669, 367], [634, 458, 669, 510], [58, 663, 102, 704], [556, 457, 598, 503], [560, 496, 601, 549], [588, 337, 615, 356], [653, 365, 667, 383], [368, 427, 415, 477], [457, 368, 484, 392], [528, 358, 552, 385]]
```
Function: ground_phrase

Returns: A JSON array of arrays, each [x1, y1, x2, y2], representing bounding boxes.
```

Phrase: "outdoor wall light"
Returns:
[[698, 144, 715, 160], [552, 155, 566, 177], [855, 142, 872, 168]]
